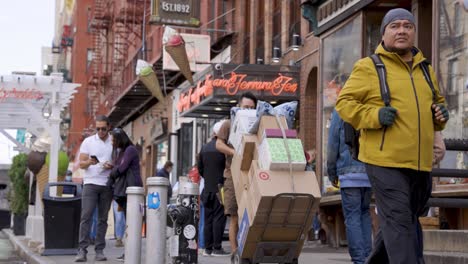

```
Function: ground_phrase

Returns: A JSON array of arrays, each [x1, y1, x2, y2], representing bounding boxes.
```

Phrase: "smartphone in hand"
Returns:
[[90, 155, 100, 163]]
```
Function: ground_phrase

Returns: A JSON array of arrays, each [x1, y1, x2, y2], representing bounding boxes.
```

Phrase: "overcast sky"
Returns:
[[0, 0, 55, 164]]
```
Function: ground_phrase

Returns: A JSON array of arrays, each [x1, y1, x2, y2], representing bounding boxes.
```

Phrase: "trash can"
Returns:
[[42, 182, 82, 256]]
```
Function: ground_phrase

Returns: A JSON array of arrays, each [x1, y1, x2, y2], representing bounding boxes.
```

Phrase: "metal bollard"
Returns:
[[125, 187, 144, 264], [146, 177, 169, 264]]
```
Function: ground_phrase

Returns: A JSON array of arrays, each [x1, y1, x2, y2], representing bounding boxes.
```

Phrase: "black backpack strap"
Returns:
[[370, 54, 391, 107], [420, 59, 436, 102]]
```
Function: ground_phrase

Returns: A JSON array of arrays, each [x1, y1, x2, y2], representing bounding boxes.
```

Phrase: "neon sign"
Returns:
[[177, 72, 298, 113]]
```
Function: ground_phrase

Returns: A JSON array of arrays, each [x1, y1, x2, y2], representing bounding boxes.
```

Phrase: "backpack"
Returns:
[[344, 54, 436, 160]]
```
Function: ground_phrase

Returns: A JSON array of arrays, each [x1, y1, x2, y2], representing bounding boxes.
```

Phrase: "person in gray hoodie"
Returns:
[[327, 110, 372, 264]]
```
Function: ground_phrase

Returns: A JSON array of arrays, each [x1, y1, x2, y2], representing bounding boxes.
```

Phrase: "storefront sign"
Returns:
[[163, 33, 210, 71], [177, 64, 299, 114], [0, 88, 44, 101], [150, 0, 200, 27]]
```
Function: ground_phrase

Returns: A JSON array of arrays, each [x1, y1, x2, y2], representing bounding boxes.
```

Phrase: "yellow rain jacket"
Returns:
[[336, 44, 446, 172]]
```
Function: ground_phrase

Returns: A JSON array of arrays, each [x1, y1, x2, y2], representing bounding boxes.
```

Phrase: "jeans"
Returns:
[[198, 203, 205, 249], [365, 165, 431, 264], [89, 207, 98, 240], [78, 184, 113, 253], [113, 200, 126, 239], [341, 187, 372, 264]]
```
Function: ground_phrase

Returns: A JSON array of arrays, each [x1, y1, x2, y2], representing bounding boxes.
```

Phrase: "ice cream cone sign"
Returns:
[[163, 29, 194, 84], [136, 59, 165, 102]]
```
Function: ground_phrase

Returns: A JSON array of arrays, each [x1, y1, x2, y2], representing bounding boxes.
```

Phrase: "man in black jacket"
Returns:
[[197, 121, 229, 257]]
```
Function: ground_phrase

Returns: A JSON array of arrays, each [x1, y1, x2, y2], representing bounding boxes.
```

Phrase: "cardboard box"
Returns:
[[236, 162, 321, 259], [238, 135, 258, 170], [248, 162, 320, 217], [257, 115, 288, 142], [258, 138, 306, 171], [231, 154, 251, 203], [228, 110, 257, 151]]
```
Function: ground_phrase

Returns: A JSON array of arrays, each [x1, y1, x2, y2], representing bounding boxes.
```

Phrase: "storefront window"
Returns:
[[177, 122, 193, 179], [156, 141, 168, 171], [321, 14, 362, 194], [435, 0, 468, 184]]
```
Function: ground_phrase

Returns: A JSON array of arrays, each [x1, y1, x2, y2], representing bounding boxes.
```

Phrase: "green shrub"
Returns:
[[45, 151, 69, 176], [8, 153, 29, 215]]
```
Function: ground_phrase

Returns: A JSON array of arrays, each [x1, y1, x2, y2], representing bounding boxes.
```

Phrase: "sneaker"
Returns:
[[203, 249, 212, 256], [115, 238, 124, 247], [74, 251, 87, 262], [95, 251, 107, 261], [212, 248, 230, 257], [116, 254, 125, 262]]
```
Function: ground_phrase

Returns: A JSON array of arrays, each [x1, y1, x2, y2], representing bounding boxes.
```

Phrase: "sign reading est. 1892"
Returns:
[[150, 0, 200, 27]]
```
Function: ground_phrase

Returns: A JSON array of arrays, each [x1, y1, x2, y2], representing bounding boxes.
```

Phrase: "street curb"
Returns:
[[3, 229, 54, 264]]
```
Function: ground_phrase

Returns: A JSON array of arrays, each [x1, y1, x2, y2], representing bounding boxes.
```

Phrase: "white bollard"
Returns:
[[125, 187, 144, 264], [146, 177, 169, 264]]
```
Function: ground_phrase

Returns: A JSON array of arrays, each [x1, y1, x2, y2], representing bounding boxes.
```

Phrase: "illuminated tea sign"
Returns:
[[177, 64, 299, 113]]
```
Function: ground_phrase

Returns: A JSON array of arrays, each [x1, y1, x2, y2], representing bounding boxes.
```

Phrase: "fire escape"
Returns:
[[88, 0, 110, 118], [106, 0, 147, 108]]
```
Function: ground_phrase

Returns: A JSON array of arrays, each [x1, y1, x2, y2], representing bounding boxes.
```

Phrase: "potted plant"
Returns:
[[8, 153, 29, 235]]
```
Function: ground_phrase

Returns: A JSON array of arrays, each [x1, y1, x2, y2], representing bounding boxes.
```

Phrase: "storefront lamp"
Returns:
[[229, 99, 237, 104], [291, 34, 302, 51], [256, 58, 264, 64], [202, 114, 209, 118], [270, 101, 277, 105], [272, 47, 281, 63], [214, 107, 222, 111]]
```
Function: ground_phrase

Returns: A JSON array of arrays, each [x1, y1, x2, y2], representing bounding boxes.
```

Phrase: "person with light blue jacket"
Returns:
[[327, 109, 372, 264]]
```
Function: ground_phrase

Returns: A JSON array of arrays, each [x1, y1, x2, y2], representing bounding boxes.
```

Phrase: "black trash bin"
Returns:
[[42, 182, 82, 256]]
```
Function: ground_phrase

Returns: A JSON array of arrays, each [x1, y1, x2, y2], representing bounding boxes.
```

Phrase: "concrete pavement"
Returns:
[[5, 228, 351, 264]]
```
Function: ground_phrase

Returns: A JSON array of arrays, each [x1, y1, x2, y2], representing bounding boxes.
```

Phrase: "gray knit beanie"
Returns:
[[380, 8, 415, 35]]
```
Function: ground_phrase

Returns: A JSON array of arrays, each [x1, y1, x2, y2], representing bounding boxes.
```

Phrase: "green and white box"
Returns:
[[258, 138, 306, 171]]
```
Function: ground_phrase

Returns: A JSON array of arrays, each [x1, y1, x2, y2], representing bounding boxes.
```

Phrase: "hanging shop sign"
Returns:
[[177, 64, 300, 118], [150, 0, 200, 27]]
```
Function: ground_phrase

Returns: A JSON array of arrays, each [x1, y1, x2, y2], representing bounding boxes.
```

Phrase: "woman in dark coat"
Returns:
[[107, 128, 142, 261], [108, 128, 143, 213]]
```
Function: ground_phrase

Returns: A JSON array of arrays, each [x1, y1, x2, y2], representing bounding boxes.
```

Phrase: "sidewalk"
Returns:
[[5, 229, 350, 263]]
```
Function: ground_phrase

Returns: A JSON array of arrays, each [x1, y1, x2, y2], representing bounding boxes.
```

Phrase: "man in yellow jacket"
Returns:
[[336, 8, 449, 264]]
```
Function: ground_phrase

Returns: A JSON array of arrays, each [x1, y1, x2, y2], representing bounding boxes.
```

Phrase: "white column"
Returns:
[[48, 90, 60, 192], [125, 187, 144, 264], [146, 177, 169, 264]]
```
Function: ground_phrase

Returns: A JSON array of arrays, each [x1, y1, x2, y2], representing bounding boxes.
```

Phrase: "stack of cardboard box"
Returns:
[[230, 115, 321, 260]]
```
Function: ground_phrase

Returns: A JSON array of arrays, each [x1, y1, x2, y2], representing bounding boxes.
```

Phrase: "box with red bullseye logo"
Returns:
[[236, 161, 321, 259]]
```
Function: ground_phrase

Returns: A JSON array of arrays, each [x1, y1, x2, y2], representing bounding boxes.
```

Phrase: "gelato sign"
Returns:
[[0, 88, 43, 101], [150, 0, 200, 27]]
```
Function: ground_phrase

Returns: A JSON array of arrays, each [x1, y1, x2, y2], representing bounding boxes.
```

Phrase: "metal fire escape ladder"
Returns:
[[88, 0, 109, 116]]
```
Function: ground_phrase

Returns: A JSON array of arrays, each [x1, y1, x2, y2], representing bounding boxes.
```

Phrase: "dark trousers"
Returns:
[[201, 191, 226, 250], [78, 184, 113, 253], [365, 164, 432, 264]]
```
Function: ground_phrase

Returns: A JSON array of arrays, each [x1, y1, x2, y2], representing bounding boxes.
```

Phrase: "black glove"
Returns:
[[432, 104, 449, 122], [378, 107, 398, 126], [328, 175, 338, 187]]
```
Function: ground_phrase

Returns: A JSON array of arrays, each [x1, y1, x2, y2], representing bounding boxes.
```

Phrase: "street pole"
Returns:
[[146, 177, 169, 264], [125, 186, 144, 264]]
